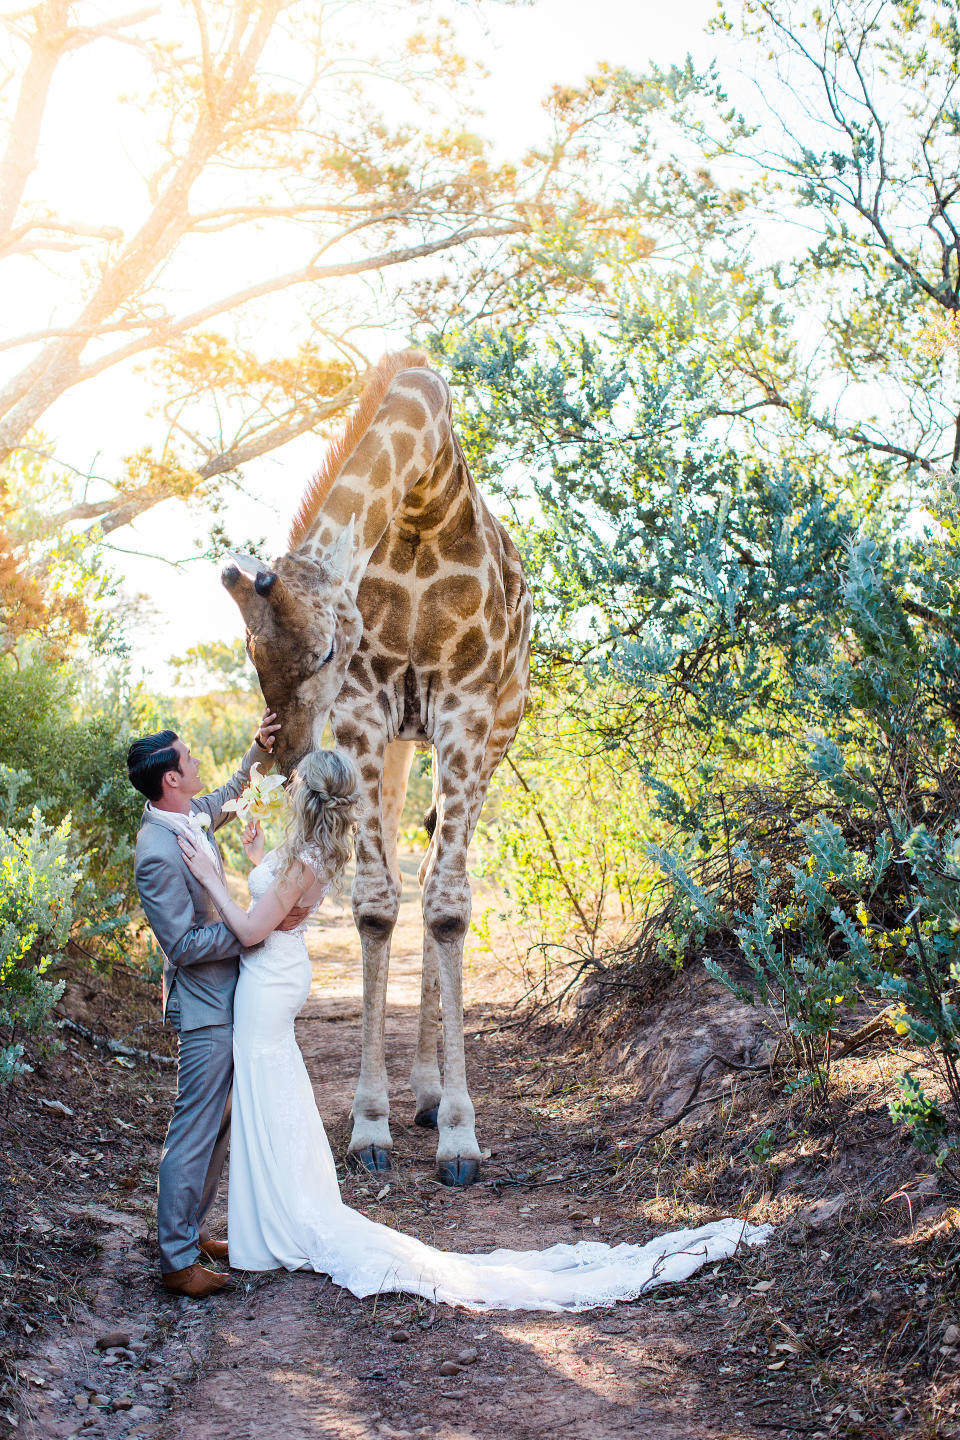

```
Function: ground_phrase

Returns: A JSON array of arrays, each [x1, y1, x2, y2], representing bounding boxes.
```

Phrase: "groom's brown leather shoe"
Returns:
[[162, 1263, 231, 1298], [198, 1237, 229, 1262]]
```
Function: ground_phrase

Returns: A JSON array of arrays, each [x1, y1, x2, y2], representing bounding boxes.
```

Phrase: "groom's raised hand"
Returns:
[[248, 707, 306, 929], [254, 708, 281, 753]]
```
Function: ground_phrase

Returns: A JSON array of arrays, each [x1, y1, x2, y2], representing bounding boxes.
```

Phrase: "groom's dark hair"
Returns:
[[127, 731, 181, 801]]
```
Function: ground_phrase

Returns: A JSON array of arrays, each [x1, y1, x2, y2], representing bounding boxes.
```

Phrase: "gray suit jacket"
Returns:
[[134, 741, 269, 1032]]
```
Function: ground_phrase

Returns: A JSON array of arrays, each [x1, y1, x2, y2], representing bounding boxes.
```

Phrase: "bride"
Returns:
[[177, 747, 770, 1312]]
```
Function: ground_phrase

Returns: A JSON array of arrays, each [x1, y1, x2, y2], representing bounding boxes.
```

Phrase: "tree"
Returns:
[[0, 448, 111, 657], [712, 0, 960, 477], [0, 0, 652, 549], [438, 1, 960, 684], [442, 2, 960, 516], [167, 638, 257, 692]]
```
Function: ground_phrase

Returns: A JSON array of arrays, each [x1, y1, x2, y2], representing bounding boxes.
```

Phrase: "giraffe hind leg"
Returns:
[[412, 749, 442, 1127], [411, 930, 441, 1130], [422, 731, 492, 1187]]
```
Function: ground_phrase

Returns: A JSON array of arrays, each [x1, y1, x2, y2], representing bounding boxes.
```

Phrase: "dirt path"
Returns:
[[8, 861, 802, 1440], [152, 858, 765, 1440]]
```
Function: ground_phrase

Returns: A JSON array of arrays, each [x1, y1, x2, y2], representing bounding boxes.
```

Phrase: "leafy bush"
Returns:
[[664, 823, 886, 1100], [0, 804, 81, 1083], [0, 653, 148, 907], [645, 482, 960, 1147], [480, 703, 640, 942]]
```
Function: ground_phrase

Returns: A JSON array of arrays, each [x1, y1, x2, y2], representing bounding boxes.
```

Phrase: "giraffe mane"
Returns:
[[288, 348, 431, 551]]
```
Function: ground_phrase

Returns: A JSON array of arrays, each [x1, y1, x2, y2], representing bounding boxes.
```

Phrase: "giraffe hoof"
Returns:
[[347, 1146, 393, 1175], [414, 1105, 439, 1130], [436, 1156, 480, 1188]]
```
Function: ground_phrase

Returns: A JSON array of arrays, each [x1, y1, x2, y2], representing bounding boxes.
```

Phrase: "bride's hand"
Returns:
[[178, 835, 221, 888], [241, 819, 266, 865]]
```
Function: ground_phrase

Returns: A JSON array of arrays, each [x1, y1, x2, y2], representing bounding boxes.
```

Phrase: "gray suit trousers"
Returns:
[[157, 987, 233, 1273]]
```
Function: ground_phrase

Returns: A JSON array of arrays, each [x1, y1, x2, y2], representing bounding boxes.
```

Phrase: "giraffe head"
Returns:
[[221, 521, 362, 773]]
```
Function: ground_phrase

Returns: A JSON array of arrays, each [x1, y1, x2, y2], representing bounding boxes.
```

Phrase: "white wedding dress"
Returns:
[[226, 849, 771, 1311]]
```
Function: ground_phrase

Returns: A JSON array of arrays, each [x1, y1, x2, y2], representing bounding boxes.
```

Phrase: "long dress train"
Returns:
[[226, 851, 771, 1312]]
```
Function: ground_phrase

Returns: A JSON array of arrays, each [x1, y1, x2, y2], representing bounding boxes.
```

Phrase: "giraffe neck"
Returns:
[[301, 368, 455, 568]]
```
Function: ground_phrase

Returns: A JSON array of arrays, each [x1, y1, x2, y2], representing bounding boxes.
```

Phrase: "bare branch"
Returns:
[[0, 0, 72, 235], [50, 379, 366, 540], [0, 0, 287, 448], [0, 2, 158, 235]]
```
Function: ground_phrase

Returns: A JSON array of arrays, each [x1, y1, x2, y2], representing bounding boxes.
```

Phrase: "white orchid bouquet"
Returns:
[[221, 763, 288, 825]]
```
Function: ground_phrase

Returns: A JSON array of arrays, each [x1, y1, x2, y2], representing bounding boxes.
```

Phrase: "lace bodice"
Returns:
[[247, 846, 332, 934]]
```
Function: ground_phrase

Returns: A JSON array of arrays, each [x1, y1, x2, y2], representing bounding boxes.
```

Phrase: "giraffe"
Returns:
[[221, 350, 532, 1186]]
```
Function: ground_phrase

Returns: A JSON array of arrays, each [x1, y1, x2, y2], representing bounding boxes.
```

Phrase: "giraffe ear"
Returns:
[[324, 517, 356, 586]]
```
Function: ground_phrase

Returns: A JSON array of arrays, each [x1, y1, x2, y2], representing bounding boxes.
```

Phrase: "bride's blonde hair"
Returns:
[[275, 748, 362, 894]]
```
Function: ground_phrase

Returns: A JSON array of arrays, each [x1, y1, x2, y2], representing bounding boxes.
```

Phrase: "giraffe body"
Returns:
[[223, 353, 532, 1184]]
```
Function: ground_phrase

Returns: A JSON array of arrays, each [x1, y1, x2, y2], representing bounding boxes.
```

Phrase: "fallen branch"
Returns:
[[57, 1015, 175, 1068], [832, 1013, 894, 1061]]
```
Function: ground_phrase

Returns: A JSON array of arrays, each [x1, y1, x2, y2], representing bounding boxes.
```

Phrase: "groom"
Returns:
[[128, 710, 303, 1298]]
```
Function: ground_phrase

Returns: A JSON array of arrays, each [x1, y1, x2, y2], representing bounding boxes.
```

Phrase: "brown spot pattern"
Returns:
[[395, 398, 428, 432], [371, 653, 401, 685], [324, 484, 359, 526], [357, 576, 411, 643], [392, 431, 414, 471], [363, 497, 388, 551], [370, 449, 392, 489], [388, 537, 415, 574], [448, 625, 487, 684], [422, 574, 482, 621]]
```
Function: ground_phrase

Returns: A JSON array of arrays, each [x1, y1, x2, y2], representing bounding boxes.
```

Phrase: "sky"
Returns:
[[7, 0, 742, 687]]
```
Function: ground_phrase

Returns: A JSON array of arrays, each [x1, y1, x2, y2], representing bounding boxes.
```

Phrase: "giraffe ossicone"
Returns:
[[223, 350, 532, 1186], [225, 550, 267, 579]]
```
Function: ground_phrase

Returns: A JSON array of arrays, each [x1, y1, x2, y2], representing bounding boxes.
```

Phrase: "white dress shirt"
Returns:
[[147, 804, 223, 875]]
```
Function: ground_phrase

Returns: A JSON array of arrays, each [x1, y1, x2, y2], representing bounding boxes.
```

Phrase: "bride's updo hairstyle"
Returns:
[[276, 748, 362, 894]]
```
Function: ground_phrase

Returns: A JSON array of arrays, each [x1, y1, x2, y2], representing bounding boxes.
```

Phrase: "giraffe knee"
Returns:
[[353, 883, 400, 940], [423, 878, 471, 945], [355, 906, 399, 940], [426, 911, 468, 944]]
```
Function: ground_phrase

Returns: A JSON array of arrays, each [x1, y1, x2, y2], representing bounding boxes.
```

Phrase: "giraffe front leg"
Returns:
[[348, 827, 400, 1174]]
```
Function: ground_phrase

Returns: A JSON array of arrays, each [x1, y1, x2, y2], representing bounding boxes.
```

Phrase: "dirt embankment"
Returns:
[[2, 857, 960, 1440]]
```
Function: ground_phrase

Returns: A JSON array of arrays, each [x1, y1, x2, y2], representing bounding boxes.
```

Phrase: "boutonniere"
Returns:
[[190, 812, 212, 831], [222, 762, 287, 825]]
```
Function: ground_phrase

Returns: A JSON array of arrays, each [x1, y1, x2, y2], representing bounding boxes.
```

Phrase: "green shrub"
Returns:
[[0, 654, 147, 907], [652, 499, 960, 1142], [665, 823, 884, 1100], [0, 806, 81, 1083], [475, 688, 660, 964]]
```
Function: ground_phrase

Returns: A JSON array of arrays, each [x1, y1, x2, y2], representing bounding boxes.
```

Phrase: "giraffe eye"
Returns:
[[319, 639, 335, 667]]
